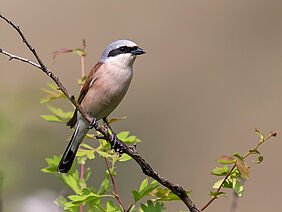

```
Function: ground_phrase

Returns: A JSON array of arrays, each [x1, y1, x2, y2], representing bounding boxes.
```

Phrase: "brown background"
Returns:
[[1, 0, 282, 211]]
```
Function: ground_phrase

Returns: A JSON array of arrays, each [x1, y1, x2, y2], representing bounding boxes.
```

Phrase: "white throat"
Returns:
[[106, 53, 136, 70]]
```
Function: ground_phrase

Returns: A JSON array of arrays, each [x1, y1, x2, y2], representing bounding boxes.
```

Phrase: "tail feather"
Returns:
[[57, 127, 80, 173]]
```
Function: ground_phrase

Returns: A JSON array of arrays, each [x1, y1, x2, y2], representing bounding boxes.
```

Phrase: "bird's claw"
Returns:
[[110, 133, 125, 155], [88, 117, 98, 129]]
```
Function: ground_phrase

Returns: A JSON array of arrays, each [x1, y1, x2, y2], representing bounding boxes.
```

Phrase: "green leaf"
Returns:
[[47, 83, 58, 90], [87, 150, 95, 160], [132, 190, 141, 202], [209, 191, 225, 198], [106, 200, 119, 212], [96, 149, 108, 158], [54, 196, 68, 209], [47, 104, 73, 119], [139, 178, 148, 193], [213, 178, 232, 189], [41, 115, 64, 123], [41, 105, 73, 123], [72, 48, 87, 57], [58, 171, 81, 194], [119, 154, 132, 162], [117, 131, 130, 140], [236, 160, 249, 179], [132, 179, 159, 203], [83, 168, 91, 182], [232, 179, 244, 197], [140, 200, 165, 212], [211, 166, 229, 176], [40, 84, 65, 103], [80, 143, 94, 150], [216, 155, 236, 164], [97, 178, 111, 195], [233, 153, 244, 161], [64, 193, 113, 210], [41, 156, 60, 173], [118, 132, 141, 144], [76, 149, 87, 157], [154, 189, 192, 201]]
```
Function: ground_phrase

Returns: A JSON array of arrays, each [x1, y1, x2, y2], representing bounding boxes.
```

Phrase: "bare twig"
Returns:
[[0, 49, 40, 69], [0, 14, 199, 212]]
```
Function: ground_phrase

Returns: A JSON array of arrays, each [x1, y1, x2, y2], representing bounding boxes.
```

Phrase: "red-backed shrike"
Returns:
[[57, 40, 145, 173]]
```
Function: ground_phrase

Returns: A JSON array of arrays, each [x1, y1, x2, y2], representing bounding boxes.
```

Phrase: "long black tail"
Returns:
[[57, 127, 80, 173]]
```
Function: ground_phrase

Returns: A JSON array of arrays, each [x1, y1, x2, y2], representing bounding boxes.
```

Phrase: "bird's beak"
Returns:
[[131, 47, 146, 55]]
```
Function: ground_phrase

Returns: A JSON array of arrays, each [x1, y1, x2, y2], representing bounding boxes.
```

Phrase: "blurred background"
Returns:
[[1, 0, 282, 211]]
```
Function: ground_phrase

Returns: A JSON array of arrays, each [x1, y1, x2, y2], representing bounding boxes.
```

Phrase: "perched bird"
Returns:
[[57, 40, 145, 173]]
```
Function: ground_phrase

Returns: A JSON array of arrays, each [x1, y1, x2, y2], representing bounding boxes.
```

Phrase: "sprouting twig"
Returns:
[[0, 14, 199, 212], [81, 39, 86, 78], [201, 131, 277, 211], [79, 162, 84, 212]]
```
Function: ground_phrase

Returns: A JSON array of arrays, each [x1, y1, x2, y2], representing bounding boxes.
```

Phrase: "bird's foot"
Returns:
[[101, 117, 125, 155], [88, 117, 98, 129], [109, 133, 125, 155]]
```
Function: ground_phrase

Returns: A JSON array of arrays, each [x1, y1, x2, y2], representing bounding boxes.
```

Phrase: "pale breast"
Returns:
[[81, 63, 133, 120]]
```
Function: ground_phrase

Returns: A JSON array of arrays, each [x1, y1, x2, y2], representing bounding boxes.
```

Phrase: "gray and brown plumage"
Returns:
[[57, 40, 145, 173]]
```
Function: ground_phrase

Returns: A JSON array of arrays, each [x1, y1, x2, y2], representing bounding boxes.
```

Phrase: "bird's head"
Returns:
[[99, 40, 145, 69]]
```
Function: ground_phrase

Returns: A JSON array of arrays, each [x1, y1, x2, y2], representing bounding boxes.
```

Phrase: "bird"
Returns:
[[57, 40, 145, 173]]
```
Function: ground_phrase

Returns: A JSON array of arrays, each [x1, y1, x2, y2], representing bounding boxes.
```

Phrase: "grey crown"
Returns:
[[99, 40, 138, 63]]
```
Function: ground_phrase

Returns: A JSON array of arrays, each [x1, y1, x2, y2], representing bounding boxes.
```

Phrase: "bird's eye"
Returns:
[[120, 47, 126, 52]]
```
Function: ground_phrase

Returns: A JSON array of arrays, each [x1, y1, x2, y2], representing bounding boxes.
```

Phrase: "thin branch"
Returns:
[[0, 49, 41, 69], [0, 14, 200, 212], [101, 140, 126, 211], [79, 162, 84, 212], [80, 39, 86, 78]]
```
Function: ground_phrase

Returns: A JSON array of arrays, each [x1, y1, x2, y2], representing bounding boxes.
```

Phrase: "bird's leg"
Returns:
[[103, 117, 124, 155], [103, 117, 117, 142], [103, 118, 115, 134], [88, 117, 98, 129]]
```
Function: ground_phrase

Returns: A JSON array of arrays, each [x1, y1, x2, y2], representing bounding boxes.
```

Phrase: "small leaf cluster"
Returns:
[[210, 128, 277, 199], [211, 153, 247, 197]]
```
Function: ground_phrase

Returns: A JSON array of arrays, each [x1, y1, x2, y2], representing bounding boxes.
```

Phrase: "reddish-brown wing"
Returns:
[[66, 62, 103, 128]]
